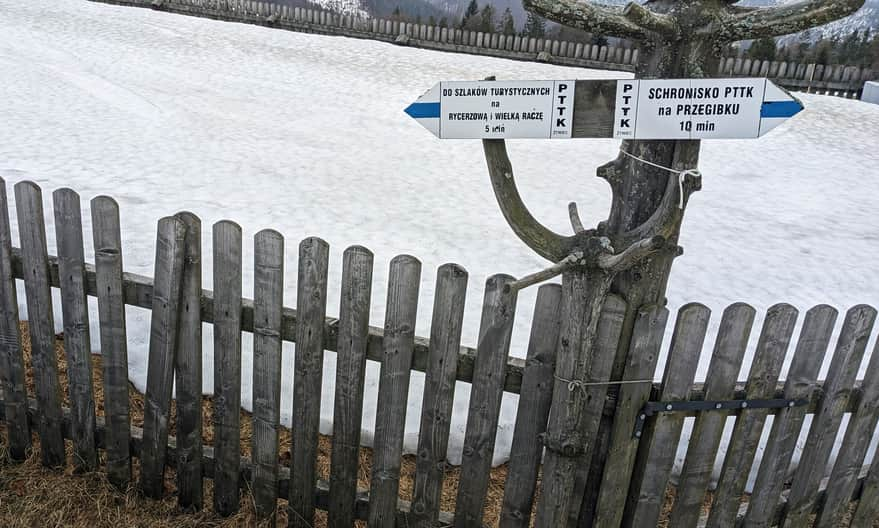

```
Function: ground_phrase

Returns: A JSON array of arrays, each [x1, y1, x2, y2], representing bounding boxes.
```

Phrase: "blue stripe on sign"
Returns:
[[404, 102, 441, 119], [760, 100, 802, 118]]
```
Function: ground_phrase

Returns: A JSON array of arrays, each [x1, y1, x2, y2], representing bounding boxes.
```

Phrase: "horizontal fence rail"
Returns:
[[86, 0, 876, 98], [0, 177, 877, 528]]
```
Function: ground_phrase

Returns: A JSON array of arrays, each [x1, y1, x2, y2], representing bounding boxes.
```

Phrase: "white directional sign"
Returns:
[[405, 78, 803, 140], [405, 80, 577, 139]]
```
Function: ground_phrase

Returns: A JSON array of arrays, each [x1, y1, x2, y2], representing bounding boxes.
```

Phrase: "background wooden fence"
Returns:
[[0, 178, 877, 527], [87, 0, 877, 99]]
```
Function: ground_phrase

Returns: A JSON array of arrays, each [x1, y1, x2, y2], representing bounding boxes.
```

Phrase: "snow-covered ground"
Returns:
[[1, 0, 878, 482]]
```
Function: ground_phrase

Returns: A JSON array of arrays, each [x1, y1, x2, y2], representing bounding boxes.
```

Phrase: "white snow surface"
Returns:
[[2, 0, 879, 479]]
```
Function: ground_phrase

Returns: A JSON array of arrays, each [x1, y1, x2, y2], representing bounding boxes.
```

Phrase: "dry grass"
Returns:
[[0, 323, 511, 527], [3, 322, 874, 527]]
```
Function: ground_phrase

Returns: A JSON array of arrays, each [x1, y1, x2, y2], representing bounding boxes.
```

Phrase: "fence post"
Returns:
[[369, 255, 422, 528], [140, 216, 188, 498], [174, 211, 204, 510], [53, 188, 99, 472], [14, 181, 65, 468], [252, 229, 285, 521], [289, 237, 330, 527], [453, 274, 518, 528], [0, 179, 30, 461], [212, 221, 244, 516], [91, 196, 132, 488], [499, 284, 566, 527], [410, 263, 469, 527], [328, 246, 375, 528]]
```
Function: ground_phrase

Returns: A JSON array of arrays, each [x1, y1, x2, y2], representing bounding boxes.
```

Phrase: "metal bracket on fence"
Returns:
[[632, 397, 810, 438]]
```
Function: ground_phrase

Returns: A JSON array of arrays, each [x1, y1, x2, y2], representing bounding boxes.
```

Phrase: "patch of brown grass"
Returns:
[[1, 322, 511, 527]]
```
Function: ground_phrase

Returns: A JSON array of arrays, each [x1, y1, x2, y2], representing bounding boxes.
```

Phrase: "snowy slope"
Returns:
[[1, 0, 878, 478]]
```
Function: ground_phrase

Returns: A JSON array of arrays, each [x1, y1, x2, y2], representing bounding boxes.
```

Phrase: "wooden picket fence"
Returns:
[[0, 178, 877, 528]]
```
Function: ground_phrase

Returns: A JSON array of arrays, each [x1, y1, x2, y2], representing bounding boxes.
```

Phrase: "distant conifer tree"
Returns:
[[498, 7, 516, 36]]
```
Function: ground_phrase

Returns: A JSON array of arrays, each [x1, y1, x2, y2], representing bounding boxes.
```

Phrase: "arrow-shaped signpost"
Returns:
[[405, 77, 802, 140]]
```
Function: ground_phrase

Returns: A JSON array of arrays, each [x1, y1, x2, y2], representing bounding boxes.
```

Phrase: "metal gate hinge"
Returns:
[[632, 397, 809, 438]]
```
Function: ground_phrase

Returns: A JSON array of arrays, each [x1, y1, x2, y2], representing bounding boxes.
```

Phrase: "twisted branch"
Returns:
[[622, 2, 677, 38], [523, 0, 649, 41], [706, 0, 866, 40], [483, 139, 576, 262]]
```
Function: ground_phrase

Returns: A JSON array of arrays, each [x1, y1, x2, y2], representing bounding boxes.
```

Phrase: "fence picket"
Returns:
[[289, 237, 330, 528], [453, 274, 518, 528], [623, 303, 710, 527], [744, 304, 838, 527], [782, 304, 877, 527], [328, 246, 375, 528], [14, 181, 64, 467], [668, 303, 756, 527], [706, 303, 798, 527], [0, 179, 29, 461], [498, 284, 563, 527], [174, 211, 203, 510], [251, 229, 285, 521], [410, 263, 468, 528], [368, 255, 422, 528], [53, 188, 98, 472], [592, 305, 669, 527], [852, 451, 879, 526], [212, 221, 244, 515], [816, 335, 879, 527], [140, 216, 188, 498], [91, 196, 131, 487]]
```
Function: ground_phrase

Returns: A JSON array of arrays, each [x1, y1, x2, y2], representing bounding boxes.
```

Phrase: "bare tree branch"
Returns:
[[506, 252, 584, 291], [597, 235, 665, 272], [523, 0, 649, 41], [483, 139, 576, 262], [708, 0, 866, 40], [568, 202, 586, 233], [622, 2, 677, 37]]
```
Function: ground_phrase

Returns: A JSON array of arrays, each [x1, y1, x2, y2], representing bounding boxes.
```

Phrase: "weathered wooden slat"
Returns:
[[454, 274, 518, 528], [173, 211, 203, 510], [851, 450, 879, 526], [368, 255, 422, 528], [499, 283, 562, 528], [139, 216, 188, 498], [410, 263, 468, 528], [623, 303, 711, 527], [14, 181, 65, 467], [53, 188, 98, 472], [592, 304, 669, 527], [251, 229, 285, 522], [816, 335, 879, 527], [328, 246, 375, 528], [782, 304, 877, 527], [212, 220, 244, 516], [744, 304, 838, 527], [706, 303, 799, 527], [668, 303, 756, 527], [0, 179, 30, 461], [91, 196, 131, 488], [289, 237, 330, 528]]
